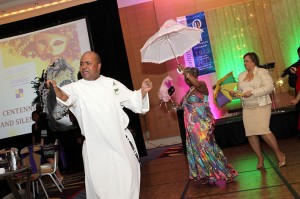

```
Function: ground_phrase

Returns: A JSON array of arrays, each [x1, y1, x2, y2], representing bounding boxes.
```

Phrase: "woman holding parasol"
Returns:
[[173, 66, 238, 185]]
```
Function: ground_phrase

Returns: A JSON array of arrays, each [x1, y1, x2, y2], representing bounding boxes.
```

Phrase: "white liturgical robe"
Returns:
[[57, 75, 150, 199]]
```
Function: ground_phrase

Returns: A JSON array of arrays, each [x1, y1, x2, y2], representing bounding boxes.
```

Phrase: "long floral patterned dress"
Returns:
[[182, 90, 238, 183]]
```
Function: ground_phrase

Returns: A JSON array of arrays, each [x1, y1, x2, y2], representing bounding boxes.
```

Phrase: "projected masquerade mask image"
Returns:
[[0, 23, 81, 62], [35, 33, 68, 57]]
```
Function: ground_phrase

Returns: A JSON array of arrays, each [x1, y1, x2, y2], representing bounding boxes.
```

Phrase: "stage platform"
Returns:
[[177, 106, 299, 150], [214, 106, 298, 147]]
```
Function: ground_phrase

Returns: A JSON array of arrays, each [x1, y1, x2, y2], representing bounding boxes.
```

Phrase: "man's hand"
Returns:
[[46, 79, 69, 101], [46, 79, 58, 88], [141, 78, 153, 98]]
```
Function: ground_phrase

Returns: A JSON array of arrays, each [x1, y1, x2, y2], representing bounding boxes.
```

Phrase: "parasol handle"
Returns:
[[166, 35, 183, 74], [177, 64, 184, 74], [166, 35, 179, 65]]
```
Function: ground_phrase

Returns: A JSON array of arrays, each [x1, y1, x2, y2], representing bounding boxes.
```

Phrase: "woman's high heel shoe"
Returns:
[[256, 158, 265, 170], [278, 153, 286, 168], [256, 164, 265, 170], [57, 177, 64, 185]]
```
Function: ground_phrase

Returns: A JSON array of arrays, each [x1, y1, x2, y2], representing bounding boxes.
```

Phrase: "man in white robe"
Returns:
[[46, 51, 152, 199]]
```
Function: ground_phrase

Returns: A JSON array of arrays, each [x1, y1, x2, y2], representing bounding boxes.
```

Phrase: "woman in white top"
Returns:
[[230, 52, 285, 169]]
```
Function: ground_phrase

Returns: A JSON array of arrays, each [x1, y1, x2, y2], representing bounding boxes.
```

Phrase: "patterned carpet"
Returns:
[[42, 170, 85, 199], [140, 144, 183, 166], [42, 145, 183, 198], [158, 145, 183, 158], [70, 189, 86, 199]]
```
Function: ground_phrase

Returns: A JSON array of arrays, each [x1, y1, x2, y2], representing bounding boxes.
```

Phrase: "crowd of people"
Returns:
[[26, 48, 300, 198]]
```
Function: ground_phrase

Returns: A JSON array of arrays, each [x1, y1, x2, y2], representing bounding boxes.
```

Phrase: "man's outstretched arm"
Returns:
[[46, 80, 69, 102]]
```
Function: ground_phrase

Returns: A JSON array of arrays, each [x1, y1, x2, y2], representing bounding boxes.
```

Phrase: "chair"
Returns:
[[0, 147, 19, 164], [40, 139, 64, 192], [20, 145, 49, 198]]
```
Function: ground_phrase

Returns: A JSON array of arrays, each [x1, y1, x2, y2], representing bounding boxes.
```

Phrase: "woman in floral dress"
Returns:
[[178, 67, 238, 184]]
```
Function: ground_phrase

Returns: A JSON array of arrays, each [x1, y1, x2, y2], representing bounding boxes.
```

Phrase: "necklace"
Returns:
[[184, 86, 195, 101], [175, 86, 195, 111]]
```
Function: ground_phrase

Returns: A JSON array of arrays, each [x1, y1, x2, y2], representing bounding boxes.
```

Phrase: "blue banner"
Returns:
[[179, 12, 215, 75]]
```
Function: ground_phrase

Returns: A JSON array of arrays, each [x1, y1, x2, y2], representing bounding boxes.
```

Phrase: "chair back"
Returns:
[[20, 145, 42, 174], [53, 139, 60, 173], [20, 145, 49, 198]]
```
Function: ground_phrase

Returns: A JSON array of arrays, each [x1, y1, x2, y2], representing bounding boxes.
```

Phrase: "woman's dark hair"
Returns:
[[243, 52, 260, 66], [31, 110, 39, 118], [184, 67, 200, 77]]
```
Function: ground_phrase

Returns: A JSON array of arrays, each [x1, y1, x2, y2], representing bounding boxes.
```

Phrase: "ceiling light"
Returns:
[[0, 0, 72, 19]]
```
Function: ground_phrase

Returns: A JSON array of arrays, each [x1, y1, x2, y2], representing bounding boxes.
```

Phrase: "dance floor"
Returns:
[[37, 136, 300, 199], [140, 137, 300, 199]]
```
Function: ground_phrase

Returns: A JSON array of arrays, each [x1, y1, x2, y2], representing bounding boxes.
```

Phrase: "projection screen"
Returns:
[[0, 18, 91, 139]]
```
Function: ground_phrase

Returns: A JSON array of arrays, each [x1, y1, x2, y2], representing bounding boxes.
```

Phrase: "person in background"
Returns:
[[46, 51, 152, 199], [31, 110, 64, 182], [174, 66, 238, 185], [281, 46, 300, 90], [289, 46, 300, 138], [31, 111, 42, 145], [230, 52, 285, 169]]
